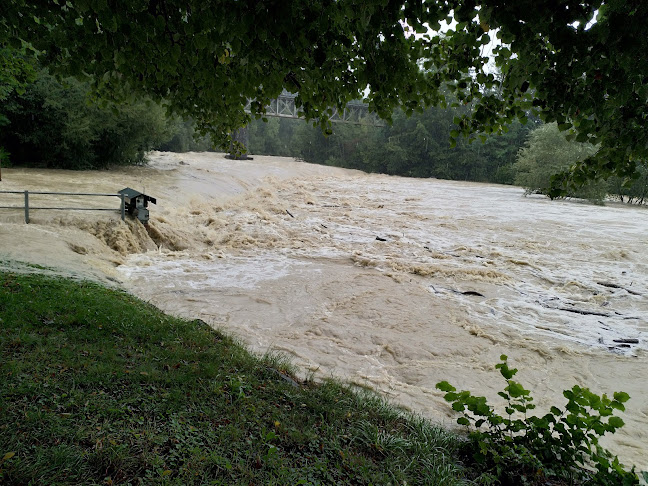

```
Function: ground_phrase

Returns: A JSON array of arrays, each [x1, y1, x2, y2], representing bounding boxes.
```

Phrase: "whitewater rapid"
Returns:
[[1, 151, 646, 470]]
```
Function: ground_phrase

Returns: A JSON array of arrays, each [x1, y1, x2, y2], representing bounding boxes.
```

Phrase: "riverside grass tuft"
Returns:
[[0, 269, 464, 485]]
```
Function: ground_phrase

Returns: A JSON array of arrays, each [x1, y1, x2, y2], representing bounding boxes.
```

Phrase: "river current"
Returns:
[[1, 151, 646, 469]]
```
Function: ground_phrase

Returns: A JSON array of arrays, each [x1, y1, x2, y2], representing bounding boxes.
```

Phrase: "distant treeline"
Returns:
[[0, 59, 532, 183], [247, 110, 537, 185], [246, 115, 648, 205], [2, 63, 647, 205]]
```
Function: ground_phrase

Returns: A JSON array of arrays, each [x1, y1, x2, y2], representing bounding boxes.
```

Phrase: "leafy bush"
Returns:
[[0, 69, 169, 169], [514, 123, 608, 202], [436, 355, 640, 485], [0, 147, 10, 168], [607, 163, 648, 205], [155, 118, 214, 153]]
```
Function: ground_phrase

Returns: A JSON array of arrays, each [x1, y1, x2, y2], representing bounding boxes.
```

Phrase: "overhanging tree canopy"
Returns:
[[2, 1, 646, 191]]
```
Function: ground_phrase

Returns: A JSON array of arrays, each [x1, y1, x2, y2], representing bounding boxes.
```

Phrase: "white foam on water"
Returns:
[[122, 252, 315, 290]]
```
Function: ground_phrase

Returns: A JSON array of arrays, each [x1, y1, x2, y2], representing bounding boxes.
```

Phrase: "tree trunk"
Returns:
[[228, 126, 250, 160]]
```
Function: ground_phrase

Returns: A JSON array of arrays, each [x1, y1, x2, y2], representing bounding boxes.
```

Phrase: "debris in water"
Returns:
[[540, 301, 611, 317], [461, 290, 485, 297], [430, 286, 485, 297], [596, 281, 641, 296], [613, 338, 640, 344]]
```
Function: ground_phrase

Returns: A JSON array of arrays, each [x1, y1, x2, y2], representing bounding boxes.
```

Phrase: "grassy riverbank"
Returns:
[[0, 268, 464, 485]]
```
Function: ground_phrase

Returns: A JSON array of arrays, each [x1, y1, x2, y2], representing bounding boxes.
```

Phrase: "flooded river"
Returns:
[[1, 151, 646, 470]]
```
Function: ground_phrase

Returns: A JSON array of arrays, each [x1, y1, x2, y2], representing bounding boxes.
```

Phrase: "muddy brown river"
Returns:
[[1, 151, 646, 470]]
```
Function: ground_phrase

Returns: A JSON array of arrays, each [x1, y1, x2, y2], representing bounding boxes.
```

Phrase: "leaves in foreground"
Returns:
[[437, 355, 640, 485]]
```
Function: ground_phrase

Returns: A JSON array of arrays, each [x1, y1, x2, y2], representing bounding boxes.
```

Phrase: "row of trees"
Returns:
[[247, 107, 537, 185], [2, 53, 646, 205], [0, 62, 171, 170], [0, 57, 217, 170], [247, 116, 648, 204]]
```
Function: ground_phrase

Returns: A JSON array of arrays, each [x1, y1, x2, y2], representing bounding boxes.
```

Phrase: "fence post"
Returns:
[[120, 193, 125, 221], [24, 190, 29, 224]]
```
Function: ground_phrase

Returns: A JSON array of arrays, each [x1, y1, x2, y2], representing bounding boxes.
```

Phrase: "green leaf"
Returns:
[[171, 44, 181, 61], [575, 132, 589, 143], [435, 381, 456, 392], [452, 401, 465, 412], [506, 382, 528, 398], [496, 362, 517, 380], [474, 402, 491, 416], [608, 416, 625, 428], [613, 391, 630, 403], [444, 392, 458, 401], [194, 34, 208, 50]]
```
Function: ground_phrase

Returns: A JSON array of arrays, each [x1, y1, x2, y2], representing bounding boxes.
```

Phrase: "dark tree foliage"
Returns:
[[0, 70, 169, 169], [248, 111, 535, 184], [2, 1, 647, 191], [156, 118, 214, 153], [0, 47, 35, 114], [0, 47, 36, 165]]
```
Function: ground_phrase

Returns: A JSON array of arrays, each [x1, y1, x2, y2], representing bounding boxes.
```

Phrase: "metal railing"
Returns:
[[0, 190, 126, 223]]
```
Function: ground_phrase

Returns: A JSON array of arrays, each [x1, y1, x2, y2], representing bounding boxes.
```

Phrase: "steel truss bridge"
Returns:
[[244, 91, 384, 126]]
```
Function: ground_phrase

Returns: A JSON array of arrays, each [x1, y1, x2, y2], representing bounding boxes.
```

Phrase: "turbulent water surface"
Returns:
[[1, 151, 646, 469]]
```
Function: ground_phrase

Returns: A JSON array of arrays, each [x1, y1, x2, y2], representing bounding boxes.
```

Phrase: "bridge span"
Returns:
[[244, 91, 384, 126], [230, 91, 384, 159]]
